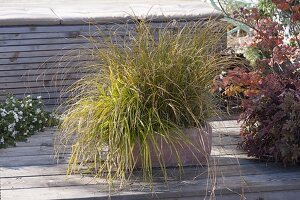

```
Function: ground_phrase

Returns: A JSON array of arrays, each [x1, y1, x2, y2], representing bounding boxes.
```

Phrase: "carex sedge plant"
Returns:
[[55, 19, 233, 190]]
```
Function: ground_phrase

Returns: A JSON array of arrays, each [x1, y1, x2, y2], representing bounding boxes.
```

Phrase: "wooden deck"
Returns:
[[1, 120, 300, 200]]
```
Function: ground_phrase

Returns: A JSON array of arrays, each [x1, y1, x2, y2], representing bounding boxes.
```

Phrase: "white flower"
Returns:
[[21, 104, 24, 108], [37, 96, 42, 99], [12, 131, 18, 137], [1, 110, 7, 117], [39, 120, 42, 124], [24, 132, 28, 136], [18, 111, 23, 115], [33, 118, 37, 122], [27, 95, 31, 98], [14, 107, 18, 112], [221, 71, 227, 75], [8, 123, 15, 132], [0, 137, 4, 144], [29, 103, 32, 107], [36, 108, 41, 114], [13, 112, 19, 122]]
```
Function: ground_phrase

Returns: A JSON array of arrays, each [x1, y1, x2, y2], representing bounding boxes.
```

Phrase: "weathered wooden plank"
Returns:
[[0, 35, 127, 47], [0, 150, 252, 168], [0, 37, 89, 46], [0, 164, 69, 178], [0, 24, 127, 34], [0, 54, 94, 65], [209, 120, 241, 129], [0, 72, 83, 83], [0, 30, 129, 41], [2, 171, 300, 200], [0, 43, 94, 53], [0, 87, 69, 98], [0, 80, 76, 90], [0, 134, 240, 150], [0, 49, 92, 60], [0, 154, 68, 167], [1, 184, 110, 200], [0, 143, 242, 158], [0, 146, 57, 157], [3, 165, 300, 191], [0, 93, 70, 105], [0, 22, 175, 34], [2, 160, 297, 180], [0, 66, 85, 78], [1, 174, 101, 190], [0, 60, 95, 71]]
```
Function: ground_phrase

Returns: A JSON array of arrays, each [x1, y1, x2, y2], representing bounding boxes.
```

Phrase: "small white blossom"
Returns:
[[1, 110, 7, 117], [13, 112, 19, 122], [8, 123, 15, 132], [0, 137, 4, 144], [12, 131, 18, 137]]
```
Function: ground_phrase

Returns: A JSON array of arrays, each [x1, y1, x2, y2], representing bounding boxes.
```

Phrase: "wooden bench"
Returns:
[[0, 1, 222, 109]]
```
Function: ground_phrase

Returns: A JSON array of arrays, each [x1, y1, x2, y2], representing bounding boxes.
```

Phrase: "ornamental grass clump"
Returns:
[[56, 20, 233, 187]]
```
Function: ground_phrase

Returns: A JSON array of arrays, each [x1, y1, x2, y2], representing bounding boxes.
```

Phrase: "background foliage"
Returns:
[[215, 0, 300, 164]]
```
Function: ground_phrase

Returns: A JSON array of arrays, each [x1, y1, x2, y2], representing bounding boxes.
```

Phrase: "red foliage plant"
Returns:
[[218, 0, 300, 164]]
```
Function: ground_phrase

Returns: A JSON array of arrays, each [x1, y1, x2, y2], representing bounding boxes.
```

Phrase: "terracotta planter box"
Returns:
[[133, 124, 212, 168]]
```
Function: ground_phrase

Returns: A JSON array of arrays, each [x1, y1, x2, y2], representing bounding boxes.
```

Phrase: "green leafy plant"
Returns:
[[0, 95, 59, 148], [55, 19, 234, 189]]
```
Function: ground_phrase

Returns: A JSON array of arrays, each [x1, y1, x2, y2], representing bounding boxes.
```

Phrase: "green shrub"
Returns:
[[56, 20, 233, 188], [0, 95, 59, 148]]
